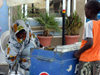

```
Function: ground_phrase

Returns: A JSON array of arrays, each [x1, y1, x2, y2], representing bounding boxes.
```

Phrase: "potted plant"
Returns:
[[65, 12, 83, 45], [35, 13, 61, 47]]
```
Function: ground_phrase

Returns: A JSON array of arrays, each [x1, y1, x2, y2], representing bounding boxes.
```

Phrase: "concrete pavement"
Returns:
[[0, 48, 8, 75]]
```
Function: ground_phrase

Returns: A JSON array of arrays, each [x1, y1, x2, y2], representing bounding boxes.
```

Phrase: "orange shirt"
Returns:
[[80, 20, 100, 62]]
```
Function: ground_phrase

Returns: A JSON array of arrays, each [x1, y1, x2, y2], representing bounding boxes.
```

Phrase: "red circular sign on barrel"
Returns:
[[39, 72, 49, 75]]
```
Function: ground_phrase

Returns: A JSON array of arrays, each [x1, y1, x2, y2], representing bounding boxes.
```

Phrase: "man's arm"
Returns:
[[74, 21, 93, 58], [74, 38, 93, 58]]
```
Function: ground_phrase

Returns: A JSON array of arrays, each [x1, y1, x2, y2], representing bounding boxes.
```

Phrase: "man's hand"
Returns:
[[74, 51, 81, 59]]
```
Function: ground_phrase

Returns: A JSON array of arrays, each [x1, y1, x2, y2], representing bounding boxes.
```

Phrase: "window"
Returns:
[[26, 0, 63, 17], [11, 0, 76, 27], [26, 0, 74, 17], [27, 0, 46, 17], [11, 0, 76, 19], [50, 0, 62, 17]]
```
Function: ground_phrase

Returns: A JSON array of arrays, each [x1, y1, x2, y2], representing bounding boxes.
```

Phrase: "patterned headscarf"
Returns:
[[8, 20, 33, 51], [11, 20, 31, 43]]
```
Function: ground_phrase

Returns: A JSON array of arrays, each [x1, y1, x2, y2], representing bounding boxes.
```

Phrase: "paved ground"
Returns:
[[0, 65, 9, 75], [0, 49, 9, 75]]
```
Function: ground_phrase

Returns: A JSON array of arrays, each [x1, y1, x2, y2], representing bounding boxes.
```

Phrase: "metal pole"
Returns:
[[62, 0, 66, 45], [9, 7, 13, 30], [8, 7, 11, 31], [21, 5, 24, 18], [25, 4, 28, 17], [46, 0, 49, 15], [73, 0, 76, 13], [67, 0, 70, 16], [84, 0, 87, 24]]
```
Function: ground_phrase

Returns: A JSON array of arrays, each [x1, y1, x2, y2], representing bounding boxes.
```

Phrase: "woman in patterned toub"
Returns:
[[5, 20, 40, 75]]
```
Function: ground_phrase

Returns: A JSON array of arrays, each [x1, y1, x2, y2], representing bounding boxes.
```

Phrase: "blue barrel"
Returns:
[[0, 0, 8, 37], [30, 49, 78, 75]]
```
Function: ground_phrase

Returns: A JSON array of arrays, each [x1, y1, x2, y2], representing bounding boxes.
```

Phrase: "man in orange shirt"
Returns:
[[74, 0, 100, 75]]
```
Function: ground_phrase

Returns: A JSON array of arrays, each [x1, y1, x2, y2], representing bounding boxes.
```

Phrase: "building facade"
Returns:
[[10, 0, 90, 46]]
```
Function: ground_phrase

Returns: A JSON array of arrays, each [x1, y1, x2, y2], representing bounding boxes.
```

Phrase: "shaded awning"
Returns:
[[7, 0, 45, 7]]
